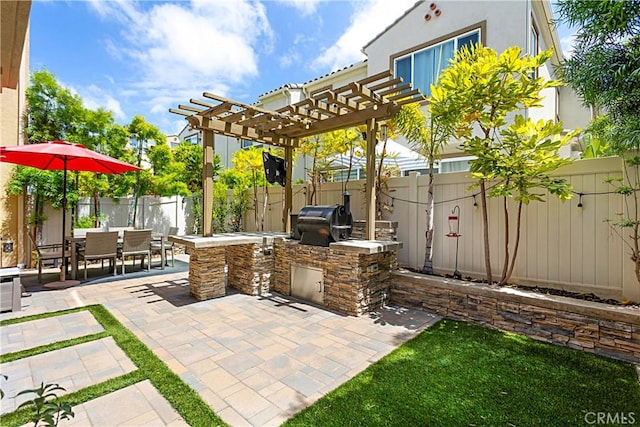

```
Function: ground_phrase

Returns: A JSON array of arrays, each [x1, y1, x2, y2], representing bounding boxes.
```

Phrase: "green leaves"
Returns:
[[430, 43, 575, 204], [555, 0, 640, 153], [430, 45, 562, 142], [16, 382, 74, 426]]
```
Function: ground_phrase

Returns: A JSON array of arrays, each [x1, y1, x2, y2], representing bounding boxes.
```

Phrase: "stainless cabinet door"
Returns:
[[290, 265, 323, 305]]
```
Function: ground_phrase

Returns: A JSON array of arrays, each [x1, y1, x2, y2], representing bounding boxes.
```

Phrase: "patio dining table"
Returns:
[[68, 233, 166, 280]]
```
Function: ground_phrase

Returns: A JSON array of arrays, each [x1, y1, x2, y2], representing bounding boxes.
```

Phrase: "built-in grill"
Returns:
[[295, 192, 353, 246]]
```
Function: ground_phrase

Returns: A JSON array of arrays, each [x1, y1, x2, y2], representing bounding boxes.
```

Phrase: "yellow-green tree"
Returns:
[[395, 102, 451, 273], [232, 146, 267, 230], [127, 115, 165, 226], [430, 45, 577, 284], [299, 134, 345, 205]]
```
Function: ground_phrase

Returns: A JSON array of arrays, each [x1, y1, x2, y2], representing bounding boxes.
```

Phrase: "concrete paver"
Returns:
[[1, 311, 103, 354], [1, 255, 440, 426], [0, 337, 135, 414], [62, 381, 188, 427]]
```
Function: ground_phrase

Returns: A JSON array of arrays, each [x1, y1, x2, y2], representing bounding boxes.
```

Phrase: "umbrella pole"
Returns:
[[60, 158, 67, 282], [44, 157, 80, 289]]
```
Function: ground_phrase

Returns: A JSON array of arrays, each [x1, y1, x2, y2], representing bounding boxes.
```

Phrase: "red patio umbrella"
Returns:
[[0, 140, 141, 285]]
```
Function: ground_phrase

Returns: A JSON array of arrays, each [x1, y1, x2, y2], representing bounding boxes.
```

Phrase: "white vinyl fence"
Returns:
[[240, 156, 636, 302], [37, 156, 637, 301], [39, 195, 188, 244]]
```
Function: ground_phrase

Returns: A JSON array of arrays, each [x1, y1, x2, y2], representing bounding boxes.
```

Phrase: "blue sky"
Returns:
[[30, 0, 576, 136]]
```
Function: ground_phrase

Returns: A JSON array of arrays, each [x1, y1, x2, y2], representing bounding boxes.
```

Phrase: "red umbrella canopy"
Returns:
[[0, 140, 141, 283], [0, 140, 141, 174]]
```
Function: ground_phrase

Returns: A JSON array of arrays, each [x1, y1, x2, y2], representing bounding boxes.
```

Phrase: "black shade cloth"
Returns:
[[262, 151, 286, 186]]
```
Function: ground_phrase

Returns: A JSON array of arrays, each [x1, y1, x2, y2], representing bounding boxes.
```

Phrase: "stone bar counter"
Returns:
[[168, 233, 287, 300]]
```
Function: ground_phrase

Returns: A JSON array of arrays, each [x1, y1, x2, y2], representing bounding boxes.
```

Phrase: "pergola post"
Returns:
[[365, 118, 377, 240], [202, 129, 214, 237], [283, 142, 294, 233]]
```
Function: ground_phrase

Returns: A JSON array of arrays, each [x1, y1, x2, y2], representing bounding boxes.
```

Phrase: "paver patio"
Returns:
[[1, 255, 440, 426]]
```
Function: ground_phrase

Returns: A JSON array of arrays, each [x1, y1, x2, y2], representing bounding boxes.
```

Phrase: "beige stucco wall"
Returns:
[[558, 85, 592, 131], [0, 22, 29, 268], [364, 1, 527, 76]]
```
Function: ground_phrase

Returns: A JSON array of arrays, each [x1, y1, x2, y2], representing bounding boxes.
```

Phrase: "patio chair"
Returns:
[[27, 233, 71, 283], [77, 231, 119, 280], [119, 229, 152, 275], [151, 226, 178, 269]]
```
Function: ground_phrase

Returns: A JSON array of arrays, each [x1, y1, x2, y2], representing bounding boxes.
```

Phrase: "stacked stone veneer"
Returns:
[[351, 220, 398, 241], [390, 271, 640, 363], [227, 243, 275, 295], [275, 239, 397, 316], [187, 246, 226, 300]]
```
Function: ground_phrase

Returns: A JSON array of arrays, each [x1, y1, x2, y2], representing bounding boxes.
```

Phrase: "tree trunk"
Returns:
[[345, 144, 354, 187], [253, 171, 259, 231], [92, 193, 100, 227], [376, 138, 388, 220], [261, 184, 268, 232], [480, 180, 493, 284], [309, 146, 319, 205], [500, 196, 510, 283], [617, 152, 640, 286], [504, 201, 523, 285], [423, 172, 435, 274]]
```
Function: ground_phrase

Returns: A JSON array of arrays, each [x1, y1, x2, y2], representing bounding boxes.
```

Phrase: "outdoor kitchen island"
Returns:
[[168, 232, 401, 316]]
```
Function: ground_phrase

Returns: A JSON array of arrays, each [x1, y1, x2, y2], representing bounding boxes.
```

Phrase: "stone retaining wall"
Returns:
[[390, 271, 640, 363]]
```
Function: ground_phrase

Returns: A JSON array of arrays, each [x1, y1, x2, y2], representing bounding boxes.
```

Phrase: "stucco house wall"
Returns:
[[1, 1, 31, 268]]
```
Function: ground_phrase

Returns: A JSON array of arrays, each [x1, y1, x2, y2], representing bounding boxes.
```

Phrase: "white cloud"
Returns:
[[277, 0, 322, 16], [84, 84, 126, 119], [87, 0, 273, 128], [169, 118, 189, 136], [279, 50, 300, 69], [65, 82, 127, 121], [312, 0, 416, 72], [560, 32, 577, 58]]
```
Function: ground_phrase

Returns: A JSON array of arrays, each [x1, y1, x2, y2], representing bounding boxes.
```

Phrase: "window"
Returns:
[[184, 134, 200, 145], [403, 168, 432, 176], [241, 139, 262, 150], [395, 29, 480, 97], [129, 137, 149, 151], [531, 19, 539, 78], [440, 156, 475, 174]]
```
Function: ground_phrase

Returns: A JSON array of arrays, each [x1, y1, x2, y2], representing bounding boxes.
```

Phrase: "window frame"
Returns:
[[184, 134, 200, 145], [530, 15, 540, 78], [390, 21, 486, 98]]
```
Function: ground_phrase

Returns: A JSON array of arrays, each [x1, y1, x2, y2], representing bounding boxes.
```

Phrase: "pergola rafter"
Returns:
[[170, 70, 423, 238]]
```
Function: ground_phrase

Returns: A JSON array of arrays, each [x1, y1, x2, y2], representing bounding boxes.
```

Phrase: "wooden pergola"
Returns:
[[170, 70, 422, 240]]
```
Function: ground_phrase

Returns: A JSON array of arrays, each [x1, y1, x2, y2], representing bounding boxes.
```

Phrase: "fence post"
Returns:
[[408, 172, 421, 270]]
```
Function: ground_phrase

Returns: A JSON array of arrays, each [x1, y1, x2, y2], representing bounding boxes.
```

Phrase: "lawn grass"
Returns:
[[284, 319, 640, 427], [0, 305, 226, 427]]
